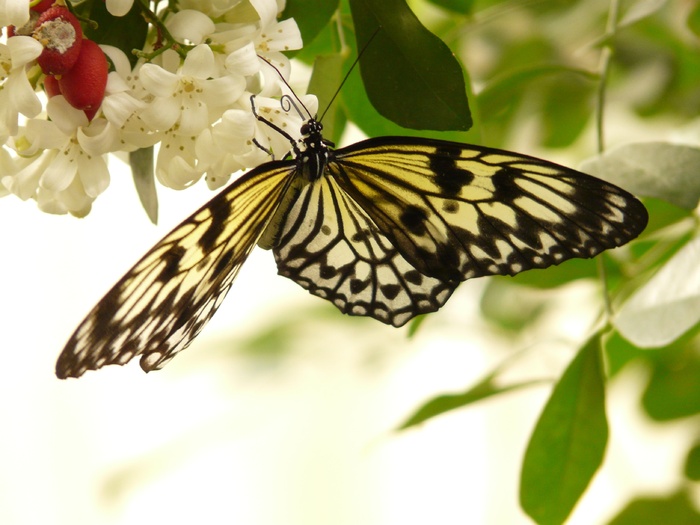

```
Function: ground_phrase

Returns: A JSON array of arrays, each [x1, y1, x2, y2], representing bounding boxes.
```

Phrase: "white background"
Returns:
[[0, 152, 697, 525]]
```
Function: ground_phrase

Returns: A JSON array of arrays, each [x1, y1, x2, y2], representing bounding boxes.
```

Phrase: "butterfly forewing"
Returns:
[[332, 137, 648, 283], [56, 162, 295, 378], [273, 175, 457, 327]]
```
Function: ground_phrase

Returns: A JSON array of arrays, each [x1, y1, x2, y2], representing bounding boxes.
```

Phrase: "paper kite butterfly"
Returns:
[[55, 92, 647, 378]]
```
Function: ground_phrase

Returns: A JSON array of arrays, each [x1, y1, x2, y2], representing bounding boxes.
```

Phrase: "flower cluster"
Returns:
[[0, 0, 314, 216]]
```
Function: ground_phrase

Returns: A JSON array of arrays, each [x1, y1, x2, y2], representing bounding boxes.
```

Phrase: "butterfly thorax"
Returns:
[[257, 119, 332, 251], [297, 119, 333, 182]]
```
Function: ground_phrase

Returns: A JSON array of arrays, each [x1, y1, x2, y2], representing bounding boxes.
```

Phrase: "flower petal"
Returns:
[[181, 44, 216, 78], [178, 102, 209, 136], [166, 9, 215, 44], [8, 35, 42, 66], [139, 96, 180, 131], [78, 154, 110, 197], [250, 0, 277, 28], [202, 74, 245, 108], [40, 147, 77, 192], [105, 0, 134, 17], [0, 0, 29, 29], [225, 42, 260, 77], [139, 63, 179, 97]]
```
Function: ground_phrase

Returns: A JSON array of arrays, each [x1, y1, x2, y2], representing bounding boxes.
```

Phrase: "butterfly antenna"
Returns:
[[280, 94, 306, 120], [317, 26, 381, 123], [257, 55, 313, 120]]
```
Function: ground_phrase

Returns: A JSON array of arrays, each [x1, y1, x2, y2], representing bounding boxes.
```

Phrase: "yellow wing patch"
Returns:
[[56, 163, 295, 378]]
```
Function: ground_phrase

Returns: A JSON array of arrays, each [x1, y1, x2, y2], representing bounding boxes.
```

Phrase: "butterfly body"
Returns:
[[56, 117, 647, 378]]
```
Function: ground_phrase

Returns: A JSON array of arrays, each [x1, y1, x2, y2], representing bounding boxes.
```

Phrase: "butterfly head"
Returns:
[[300, 118, 323, 140]]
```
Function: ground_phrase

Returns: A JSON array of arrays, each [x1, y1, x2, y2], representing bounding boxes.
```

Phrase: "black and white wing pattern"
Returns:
[[273, 173, 457, 328], [56, 120, 647, 378], [272, 136, 648, 328], [55, 161, 295, 379]]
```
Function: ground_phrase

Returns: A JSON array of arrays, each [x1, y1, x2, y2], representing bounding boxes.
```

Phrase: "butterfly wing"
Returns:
[[272, 175, 458, 327], [331, 136, 648, 283], [273, 136, 646, 328], [56, 161, 296, 378]]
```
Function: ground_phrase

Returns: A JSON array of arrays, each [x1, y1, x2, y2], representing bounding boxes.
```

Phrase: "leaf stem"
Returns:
[[596, 0, 621, 319], [596, 0, 621, 154], [133, 0, 193, 60]]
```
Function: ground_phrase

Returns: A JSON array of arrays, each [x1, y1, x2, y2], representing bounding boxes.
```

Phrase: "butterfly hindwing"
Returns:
[[55, 161, 296, 378], [331, 137, 648, 283]]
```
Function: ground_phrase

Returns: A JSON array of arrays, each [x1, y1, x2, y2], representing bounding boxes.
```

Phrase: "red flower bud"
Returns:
[[58, 39, 108, 120], [34, 6, 83, 75]]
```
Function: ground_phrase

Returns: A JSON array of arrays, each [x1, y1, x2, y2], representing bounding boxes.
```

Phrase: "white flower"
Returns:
[[3, 97, 114, 216], [165, 9, 216, 45], [138, 45, 245, 136], [0, 0, 29, 29], [195, 108, 263, 189], [155, 130, 201, 189], [178, 0, 241, 18], [105, 0, 134, 17], [196, 92, 318, 190], [0, 145, 25, 198], [212, 1, 301, 97], [99, 45, 146, 128], [0, 36, 43, 140], [249, 93, 318, 160], [1, 0, 308, 216]]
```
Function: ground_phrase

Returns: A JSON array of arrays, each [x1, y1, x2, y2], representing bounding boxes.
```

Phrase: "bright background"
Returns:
[[3, 0, 700, 523], [0, 153, 697, 524]]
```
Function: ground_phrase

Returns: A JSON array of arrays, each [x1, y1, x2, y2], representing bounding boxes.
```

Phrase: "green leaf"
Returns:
[[685, 440, 700, 481], [641, 339, 700, 421], [615, 237, 700, 348], [426, 0, 475, 14], [604, 331, 643, 378], [689, 3, 700, 37], [477, 65, 595, 146], [406, 314, 428, 338], [639, 197, 692, 236], [540, 74, 593, 148], [579, 142, 700, 210], [506, 258, 599, 289], [520, 335, 608, 525], [281, 0, 340, 49], [398, 369, 545, 430], [480, 279, 548, 332], [618, 0, 669, 29], [308, 52, 348, 143], [348, 0, 471, 131], [341, 55, 479, 142], [130, 147, 158, 225], [608, 491, 700, 525]]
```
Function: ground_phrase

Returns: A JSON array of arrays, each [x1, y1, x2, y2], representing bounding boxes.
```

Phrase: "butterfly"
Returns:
[[55, 95, 648, 378]]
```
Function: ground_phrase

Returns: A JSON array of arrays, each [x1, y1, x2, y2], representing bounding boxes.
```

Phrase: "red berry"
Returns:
[[43, 74, 61, 97], [31, 0, 55, 13], [58, 39, 108, 120], [34, 6, 83, 75]]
